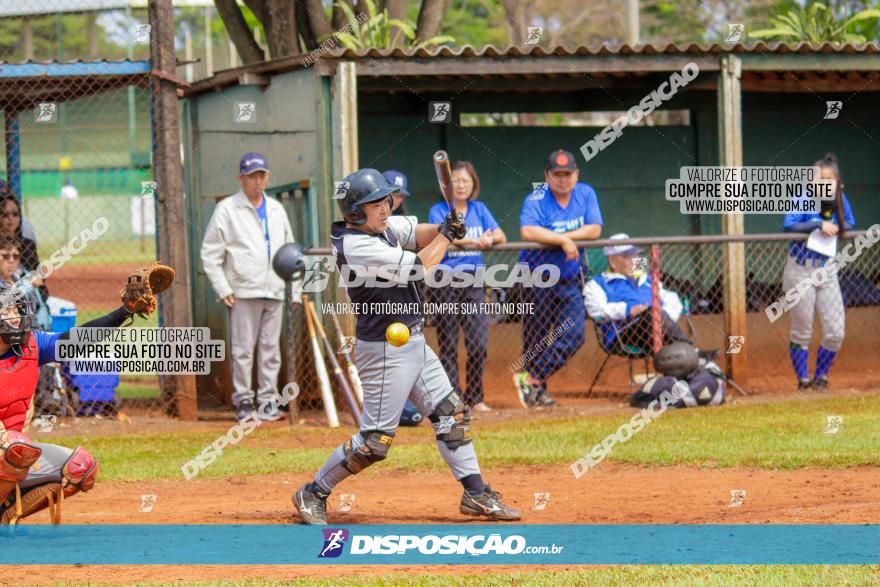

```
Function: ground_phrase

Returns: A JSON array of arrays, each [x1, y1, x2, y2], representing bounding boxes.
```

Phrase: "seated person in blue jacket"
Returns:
[[583, 233, 690, 352]]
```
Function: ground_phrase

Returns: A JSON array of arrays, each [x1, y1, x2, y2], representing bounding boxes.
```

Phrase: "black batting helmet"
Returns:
[[272, 242, 308, 282], [652, 342, 699, 379], [335, 168, 399, 225]]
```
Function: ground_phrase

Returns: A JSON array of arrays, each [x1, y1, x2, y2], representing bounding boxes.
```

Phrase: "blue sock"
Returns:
[[460, 474, 486, 495], [814, 346, 837, 379], [789, 343, 809, 380]]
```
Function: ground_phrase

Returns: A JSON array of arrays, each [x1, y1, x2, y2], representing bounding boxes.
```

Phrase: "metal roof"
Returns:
[[321, 41, 880, 58], [0, 59, 151, 77], [186, 42, 880, 97], [0, 59, 151, 110]]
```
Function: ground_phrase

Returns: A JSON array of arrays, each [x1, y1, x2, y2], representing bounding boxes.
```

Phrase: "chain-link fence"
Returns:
[[0, 4, 170, 419], [291, 231, 880, 417]]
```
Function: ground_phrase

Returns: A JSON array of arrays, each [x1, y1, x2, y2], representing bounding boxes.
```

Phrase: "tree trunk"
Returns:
[[333, 0, 355, 30], [502, 0, 527, 45], [416, 0, 451, 42], [214, 0, 265, 63], [265, 0, 298, 58], [385, 0, 408, 47], [303, 0, 332, 40], [296, 0, 320, 51], [243, 0, 268, 27]]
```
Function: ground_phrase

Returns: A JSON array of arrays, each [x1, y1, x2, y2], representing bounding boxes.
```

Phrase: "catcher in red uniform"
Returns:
[[0, 263, 173, 526]]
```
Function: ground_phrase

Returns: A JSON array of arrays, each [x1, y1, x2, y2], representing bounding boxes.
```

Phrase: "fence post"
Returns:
[[149, 0, 198, 419], [717, 55, 748, 383]]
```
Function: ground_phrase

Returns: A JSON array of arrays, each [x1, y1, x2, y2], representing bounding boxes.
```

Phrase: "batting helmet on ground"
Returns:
[[336, 168, 399, 225], [652, 342, 699, 378], [272, 242, 308, 282]]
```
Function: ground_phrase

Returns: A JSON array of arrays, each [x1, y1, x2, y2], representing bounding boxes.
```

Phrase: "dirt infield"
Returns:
[[47, 262, 143, 310], [8, 463, 880, 584]]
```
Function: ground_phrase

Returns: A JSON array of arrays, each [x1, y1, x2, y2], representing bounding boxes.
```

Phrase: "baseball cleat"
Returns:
[[472, 402, 492, 413], [257, 403, 285, 421], [534, 389, 558, 408], [293, 482, 330, 525], [797, 378, 812, 390], [811, 376, 829, 390], [235, 400, 254, 422], [513, 372, 539, 408], [460, 485, 522, 521]]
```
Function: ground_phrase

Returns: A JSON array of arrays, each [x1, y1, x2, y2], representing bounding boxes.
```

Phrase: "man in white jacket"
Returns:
[[583, 233, 689, 352], [201, 153, 294, 422]]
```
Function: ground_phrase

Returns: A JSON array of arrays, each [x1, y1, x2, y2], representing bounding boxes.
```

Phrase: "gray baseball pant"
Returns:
[[21, 442, 74, 489], [782, 256, 845, 351], [229, 298, 284, 408], [315, 331, 481, 493]]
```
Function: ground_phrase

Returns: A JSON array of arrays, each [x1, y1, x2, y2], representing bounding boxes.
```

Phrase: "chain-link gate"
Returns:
[[294, 231, 880, 417], [0, 3, 168, 419]]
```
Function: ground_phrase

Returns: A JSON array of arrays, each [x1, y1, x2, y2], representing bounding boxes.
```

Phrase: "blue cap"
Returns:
[[239, 152, 270, 175], [382, 170, 409, 196]]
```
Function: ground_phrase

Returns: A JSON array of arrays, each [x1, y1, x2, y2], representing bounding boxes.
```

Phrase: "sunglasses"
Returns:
[[0, 253, 20, 260]]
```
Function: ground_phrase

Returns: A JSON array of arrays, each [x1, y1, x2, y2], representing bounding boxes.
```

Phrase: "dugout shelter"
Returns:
[[183, 42, 880, 405]]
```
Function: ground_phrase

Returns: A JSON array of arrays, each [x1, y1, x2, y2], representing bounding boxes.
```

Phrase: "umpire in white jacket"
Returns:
[[200, 152, 294, 421]]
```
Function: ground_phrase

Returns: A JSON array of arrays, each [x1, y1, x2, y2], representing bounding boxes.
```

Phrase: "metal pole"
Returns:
[[625, 0, 639, 45], [184, 23, 194, 83], [149, 0, 198, 420], [5, 110, 21, 198], [204, 6, 214, 77], [125, 5, 137, 165]]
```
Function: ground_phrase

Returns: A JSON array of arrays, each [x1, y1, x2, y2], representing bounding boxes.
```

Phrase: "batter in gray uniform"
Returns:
[[293, 168, 521, 524]]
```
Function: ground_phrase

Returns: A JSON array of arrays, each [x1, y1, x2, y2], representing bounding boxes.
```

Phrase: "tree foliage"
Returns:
[[214, 0, 455, 63], [326, 0, 454, 49], [750, 1, 880, 43]]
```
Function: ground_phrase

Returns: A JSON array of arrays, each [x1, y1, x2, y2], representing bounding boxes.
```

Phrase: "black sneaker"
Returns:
[[235, 400, 255, 422], [534, 388, 558, 408], [812, 376, 829, 390], [460, 485, 522, 521], [513, 372, 539, 408], [293, 482, 329, 525]]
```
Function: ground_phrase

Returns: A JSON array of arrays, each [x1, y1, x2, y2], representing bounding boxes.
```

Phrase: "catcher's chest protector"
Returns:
[[0, 334, 39, 432]]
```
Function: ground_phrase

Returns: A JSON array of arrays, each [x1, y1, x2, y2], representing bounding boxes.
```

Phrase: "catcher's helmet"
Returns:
[[272, 242, 308, 282], [0, 285, 34, 356], [336, 168, 399, 225], [652, 341, 699, 378]]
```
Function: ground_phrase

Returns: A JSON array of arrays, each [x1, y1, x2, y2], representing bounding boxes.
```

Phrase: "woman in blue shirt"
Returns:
[[783, 154, 855, 390], [428, 161, 506, 411]]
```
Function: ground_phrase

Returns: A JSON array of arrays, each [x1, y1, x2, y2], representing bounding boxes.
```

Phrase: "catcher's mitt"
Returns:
[[121, 263, 176, 317]]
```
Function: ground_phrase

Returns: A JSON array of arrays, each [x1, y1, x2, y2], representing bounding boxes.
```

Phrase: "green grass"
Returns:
[[118, 379, 160, 399], [75, 308, 159, 327], [22, 566, 880, 586], [44, 395, 880, 482]]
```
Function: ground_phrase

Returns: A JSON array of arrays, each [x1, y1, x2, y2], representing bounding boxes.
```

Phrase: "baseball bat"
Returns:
[[302, 294, 340, 428], [834, 178, 847, 245], [433, 150, 454, 205], [307, 299, 362, 427], [330, 311, 363, 405]]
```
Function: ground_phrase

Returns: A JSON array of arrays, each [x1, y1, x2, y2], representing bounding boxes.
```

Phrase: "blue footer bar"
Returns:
[[2, 524, 877, 564]]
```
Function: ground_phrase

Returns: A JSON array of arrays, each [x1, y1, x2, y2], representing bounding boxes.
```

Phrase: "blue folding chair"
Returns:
[[587, 318, 652, 396]]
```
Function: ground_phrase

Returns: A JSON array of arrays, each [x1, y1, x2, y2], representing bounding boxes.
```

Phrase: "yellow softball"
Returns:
[[385, 322, 410, 347]]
